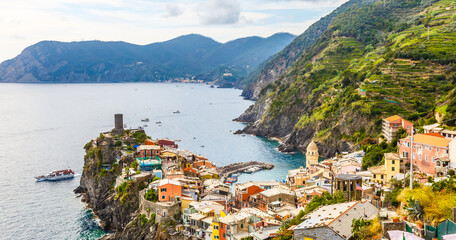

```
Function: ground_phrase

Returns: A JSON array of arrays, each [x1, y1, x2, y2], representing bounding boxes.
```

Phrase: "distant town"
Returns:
[[81, 114, 456, 240]]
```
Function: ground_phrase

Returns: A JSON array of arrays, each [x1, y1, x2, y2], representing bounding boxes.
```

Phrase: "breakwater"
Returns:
[[219, 161, 274, 182]]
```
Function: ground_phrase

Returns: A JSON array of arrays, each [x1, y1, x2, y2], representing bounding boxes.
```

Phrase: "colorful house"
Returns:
[[369, 153, 401, 184], [137, 157, 162, 171], [235, 182, 265, 208], [254, 187, 295, 212], [158, 179, 182, 202], [157, 139, 178, 149], [382, 115, 413, 143], [136, 145, 161, 158], [399, 133, 450, 175]]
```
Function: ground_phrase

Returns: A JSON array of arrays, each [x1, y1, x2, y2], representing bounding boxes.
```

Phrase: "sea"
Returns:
[[0, 83, 304, 239]]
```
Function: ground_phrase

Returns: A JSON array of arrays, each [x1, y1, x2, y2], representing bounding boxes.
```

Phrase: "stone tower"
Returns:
[[114, 114, 123, 135], [306, 140, 319, 167]]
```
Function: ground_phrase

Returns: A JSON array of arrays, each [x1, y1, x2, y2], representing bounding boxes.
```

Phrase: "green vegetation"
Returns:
[[398, 183, 456, 226], [139, 214, 155, 226], [114, 140, 122, 147], [304, 191, 346, 215], [352, 217, 382, 240], [254, 0, 456, 150], [132, 131, 148, 144], [144, 189, 158, 202], [130, 161, 139, 170], [115, 181, 134, 205]]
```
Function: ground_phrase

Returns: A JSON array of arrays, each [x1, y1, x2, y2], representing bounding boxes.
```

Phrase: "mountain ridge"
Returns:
[[0, 33, 296, 85]]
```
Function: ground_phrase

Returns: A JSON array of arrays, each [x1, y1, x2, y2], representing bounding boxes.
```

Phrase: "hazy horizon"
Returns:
[[0, 0, 347, 62]]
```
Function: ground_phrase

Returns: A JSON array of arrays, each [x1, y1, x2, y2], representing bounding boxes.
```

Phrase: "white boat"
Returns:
[[35, 169, 75, 182], [141, 118, 149, 122], [173, 110, 180, 114]]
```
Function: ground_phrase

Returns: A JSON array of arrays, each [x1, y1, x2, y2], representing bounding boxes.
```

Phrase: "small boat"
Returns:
[[176, 139, 181, 142], [155, 121, 162, 124], [35, 169, 75, 182], [173, 110, 180, 114], [210, 85, 215, 88], [141, 118, 149, 122], [200, 145, 204, 148], [143, 124, 148, 127]]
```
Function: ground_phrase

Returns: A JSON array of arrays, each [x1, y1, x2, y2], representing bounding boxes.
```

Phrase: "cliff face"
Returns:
[[75, 133, 158, 239], [237, 0, 456, 156], [241, 0, 374, 100]]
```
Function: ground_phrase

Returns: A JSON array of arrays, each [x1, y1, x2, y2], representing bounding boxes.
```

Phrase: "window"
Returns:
[[432, 157, 435, 162], [161, 195, 165, 199], [279, 198, 282, 201], [160, 188, 167, 192], [223, 233, 226, 238], [437, 147, 440, 152], [425, 156, 428, 162], [413, 153, 416, 159], [241, 224, 244, 228], [392, 167, 395, 171], [381, 175, 384, 179], [221, 223, 223, 229], [429, 146, 432, 151], [214, 225, 219, 230], [407, 142, 410, 147], [392, 160, 395, 164], [214, 236, 219, 239], [373, 174, 377, 178], [419, 154, 422, 161]]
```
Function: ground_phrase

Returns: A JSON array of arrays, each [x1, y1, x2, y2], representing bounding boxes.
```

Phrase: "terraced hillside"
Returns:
[[238, 0, 456, 156]]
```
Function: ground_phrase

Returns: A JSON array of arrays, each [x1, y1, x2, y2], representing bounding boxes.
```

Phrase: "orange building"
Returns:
[[136, 145, 161, 158], [235, 182, 264, 208], [193, 159, 216, 169], [382, 115, 413, 143], [158, 179, 183, 202]]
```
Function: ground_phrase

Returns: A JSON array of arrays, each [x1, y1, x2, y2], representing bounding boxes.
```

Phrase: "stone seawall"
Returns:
[[219, 161, 274, 182]]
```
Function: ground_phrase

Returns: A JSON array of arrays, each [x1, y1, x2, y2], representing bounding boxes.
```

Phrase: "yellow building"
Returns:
[[369, 153, 401, 184], [306, 141, 319, 167], [212, 211, 226, 240]]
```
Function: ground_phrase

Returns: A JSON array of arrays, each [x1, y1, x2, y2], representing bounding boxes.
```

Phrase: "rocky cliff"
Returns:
[[75, 131, 171, 239], [237, 0, 456, 156]]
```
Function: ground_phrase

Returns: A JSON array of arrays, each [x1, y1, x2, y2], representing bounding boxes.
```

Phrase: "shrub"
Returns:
[[144, 189, 158, 202], [114, 141, 122, 147]]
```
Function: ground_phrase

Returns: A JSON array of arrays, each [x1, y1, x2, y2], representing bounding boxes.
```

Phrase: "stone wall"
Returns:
[[382, 222, 406, 239], [139, 189, 180, 223], [294, 226, 345, 240]]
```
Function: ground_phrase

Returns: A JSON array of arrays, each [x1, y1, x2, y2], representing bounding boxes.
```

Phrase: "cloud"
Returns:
[[196, 0, 241, 25], [165, 3, 183, 17]]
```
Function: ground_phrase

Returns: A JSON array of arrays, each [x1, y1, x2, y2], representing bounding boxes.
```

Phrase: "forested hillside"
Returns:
[[237, 0, 456, 156]]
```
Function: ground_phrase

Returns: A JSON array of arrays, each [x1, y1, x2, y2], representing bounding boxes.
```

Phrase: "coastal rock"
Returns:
[[76, 133, 158, 238]]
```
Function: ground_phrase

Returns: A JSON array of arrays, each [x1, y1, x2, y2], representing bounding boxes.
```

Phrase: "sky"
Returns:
[[0, 0, 348, 62]]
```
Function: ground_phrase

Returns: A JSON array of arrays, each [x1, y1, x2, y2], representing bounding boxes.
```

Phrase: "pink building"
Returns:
[[382, 115, 413, 143], [399, 133, 450, 175]]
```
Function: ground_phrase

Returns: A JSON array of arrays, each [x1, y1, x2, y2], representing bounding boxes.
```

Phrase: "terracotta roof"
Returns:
[[384, 115, 402, 122], [368, 165, 385, 174], [422, 133, 445, 138], [407, 134, 451, 147]]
